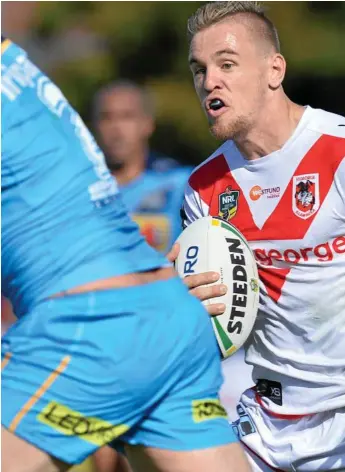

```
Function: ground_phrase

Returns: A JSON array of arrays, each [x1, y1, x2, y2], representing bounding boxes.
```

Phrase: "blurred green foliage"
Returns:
[[31, 1, 345, 164]]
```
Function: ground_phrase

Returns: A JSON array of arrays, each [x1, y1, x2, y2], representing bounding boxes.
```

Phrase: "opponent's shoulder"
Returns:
[[148, 164, 192, 188], [147, 151, 181, 172], [147, 152, 192, 182], [188, 140, 235, 191], [1, 36, 12, 56], [307, 107, 345, 139], [166, 165, 193, 180]]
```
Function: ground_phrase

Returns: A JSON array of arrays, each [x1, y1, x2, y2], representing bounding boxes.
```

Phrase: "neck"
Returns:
[[234, 94, 305, 161], [112, 149, 147, 186]]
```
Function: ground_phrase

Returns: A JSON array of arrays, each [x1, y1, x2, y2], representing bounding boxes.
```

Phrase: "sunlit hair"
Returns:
[[187, 1, 280, 53]]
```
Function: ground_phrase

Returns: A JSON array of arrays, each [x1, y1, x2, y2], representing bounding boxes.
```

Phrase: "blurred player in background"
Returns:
[[171, 1, 345, 471], [91, 82, 192, 472], [92, 81, 191, 254], [1, 37, 250, 472], [90, 81, 253, 472]]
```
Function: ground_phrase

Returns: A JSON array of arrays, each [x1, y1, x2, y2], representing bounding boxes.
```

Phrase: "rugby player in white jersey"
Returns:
[[170, 2, 345, 471]]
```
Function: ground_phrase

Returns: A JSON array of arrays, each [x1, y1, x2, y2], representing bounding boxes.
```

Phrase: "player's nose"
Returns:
[[203, 68, 222, 93]]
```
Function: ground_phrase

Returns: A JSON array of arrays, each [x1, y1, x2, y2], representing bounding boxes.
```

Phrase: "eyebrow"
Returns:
[[214, 48, 238, 57], [189, 48, 238, 66]]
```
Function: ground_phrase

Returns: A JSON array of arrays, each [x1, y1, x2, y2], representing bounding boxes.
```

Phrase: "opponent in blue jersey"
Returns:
[[1, 39, 249, 472], [92, 80, 191, 254], [92, 81, 192, 472]]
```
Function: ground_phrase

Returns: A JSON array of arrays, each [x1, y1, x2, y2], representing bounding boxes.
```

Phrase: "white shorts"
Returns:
[[233, 388, 345, 472]]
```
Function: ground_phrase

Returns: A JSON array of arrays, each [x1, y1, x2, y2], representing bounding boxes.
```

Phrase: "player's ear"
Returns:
[[268, 53, 286, 90]]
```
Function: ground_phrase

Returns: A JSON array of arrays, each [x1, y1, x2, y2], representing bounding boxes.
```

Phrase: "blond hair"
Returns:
[[187, 1, 280, 52]]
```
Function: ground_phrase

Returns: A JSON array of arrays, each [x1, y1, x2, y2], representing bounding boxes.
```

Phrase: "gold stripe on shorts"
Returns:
[[9, 355, 71, 432]]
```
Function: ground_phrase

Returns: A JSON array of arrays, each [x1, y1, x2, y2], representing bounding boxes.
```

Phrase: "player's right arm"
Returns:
[[168, 179, 227, 316]]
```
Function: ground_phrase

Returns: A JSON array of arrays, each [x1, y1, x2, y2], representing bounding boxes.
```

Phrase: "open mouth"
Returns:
[[206, 98, 227, 117], [209, 99, 225, 111]]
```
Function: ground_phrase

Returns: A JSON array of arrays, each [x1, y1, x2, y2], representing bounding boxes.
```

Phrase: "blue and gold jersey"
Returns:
[[1, 40, 166, 317], [120, 165, 191, 253]]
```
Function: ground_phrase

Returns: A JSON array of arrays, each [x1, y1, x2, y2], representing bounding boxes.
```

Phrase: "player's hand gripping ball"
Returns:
[[175, 216, 259, 358]]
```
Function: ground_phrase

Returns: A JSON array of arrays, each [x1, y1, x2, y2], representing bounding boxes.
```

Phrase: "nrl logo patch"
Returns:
[[219, 186, 239, 221], [292, 173, 320, 219]]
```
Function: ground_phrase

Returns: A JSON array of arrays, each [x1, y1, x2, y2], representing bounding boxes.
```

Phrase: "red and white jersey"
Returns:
[[182, 106, 345, 415]]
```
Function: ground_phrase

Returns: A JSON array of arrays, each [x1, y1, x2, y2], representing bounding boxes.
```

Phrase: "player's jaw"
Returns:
[[204, 95, 229, 117], [203, 95, 229, 136], [205, 104, 245, 141], [204, 89, 264, 141], [210, 114, 243, 141]]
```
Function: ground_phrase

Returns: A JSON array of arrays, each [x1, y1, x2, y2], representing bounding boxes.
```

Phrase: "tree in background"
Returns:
[[2, 1, 345, 165]]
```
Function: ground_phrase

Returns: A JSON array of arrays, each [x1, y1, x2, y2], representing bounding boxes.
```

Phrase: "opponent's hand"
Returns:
[[168, 243, 227, 316]]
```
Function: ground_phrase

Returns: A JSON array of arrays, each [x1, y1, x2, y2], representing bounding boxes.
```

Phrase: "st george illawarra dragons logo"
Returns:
[[293, 173, 320, 219]]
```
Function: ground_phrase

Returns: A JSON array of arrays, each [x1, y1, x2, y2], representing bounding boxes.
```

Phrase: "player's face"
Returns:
[[189, 19, 271, 141], [95, 89, 154, 169]]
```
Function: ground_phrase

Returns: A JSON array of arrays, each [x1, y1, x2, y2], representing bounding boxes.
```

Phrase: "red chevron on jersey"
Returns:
[[188, 134, 345, 301], [189, 157, 290, 300], [185, 107, 345, 416], [254, 133, 345, 241], [189, 153, 260, 239], [189, 153, 230, 209], [257, 267, 291, 303], [190, 134, 345, 242]]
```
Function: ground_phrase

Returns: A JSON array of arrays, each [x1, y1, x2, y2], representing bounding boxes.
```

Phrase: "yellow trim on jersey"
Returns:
[[1, 352, 12, 371], [1, 39, 11, 54]]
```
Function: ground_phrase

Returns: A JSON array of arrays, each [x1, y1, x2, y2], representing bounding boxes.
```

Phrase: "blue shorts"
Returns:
[[1, 277, 237, 464]]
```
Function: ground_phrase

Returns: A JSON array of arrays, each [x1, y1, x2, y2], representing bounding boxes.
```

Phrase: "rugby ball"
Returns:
[[175, 216, 259, 359]]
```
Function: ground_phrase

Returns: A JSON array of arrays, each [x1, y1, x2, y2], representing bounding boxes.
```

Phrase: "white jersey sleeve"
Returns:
[[181, 142, 232, 228], [181, 180, 207, 228], [311, 107, 345, 204]]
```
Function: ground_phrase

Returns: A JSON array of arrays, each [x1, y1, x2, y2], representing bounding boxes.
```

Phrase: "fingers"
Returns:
[[167, 242, 180, 263], [190, 282, 227, 301], [206, 303, 226, 316], [190, 284, 226, 316], [186, 273, 227, 316], [171, 255, 228, 317], [183, 271, 220, 290]]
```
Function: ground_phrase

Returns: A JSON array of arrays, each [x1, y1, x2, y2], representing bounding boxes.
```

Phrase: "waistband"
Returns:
[[43, 276, 189, 315]]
